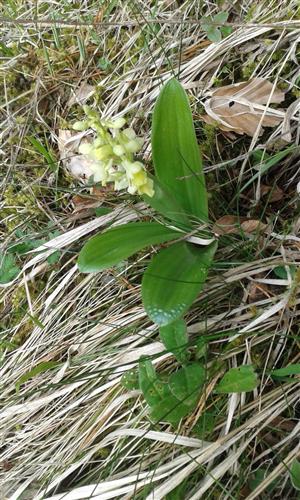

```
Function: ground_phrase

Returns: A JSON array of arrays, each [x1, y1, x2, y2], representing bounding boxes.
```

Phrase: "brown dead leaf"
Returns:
[[57, 130, 93, 183], [213, 215, 246, 235], [240, 219, 268, 233], [203, 78, 285, 136], [72, 195, 102, 213], [248, 281, 272, 301], [213, 215, 267, 235], [260, 184, 284, 203], [247, 184, 284, 203], [67, 82, 95, 107]]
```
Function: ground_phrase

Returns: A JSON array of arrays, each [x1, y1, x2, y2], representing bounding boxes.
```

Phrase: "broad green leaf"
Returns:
[[139, 358, 164, 406], [142, 241, 217, 326], [78, 222, 181, 273], [166, 480, 188, 500], [15, 361, 59, 393], [121, 369, 139, 390], [94, 206, 112, 216], [271, 364, 300, 377], [273, 265, 296, 280], [159, 319, 189, 363], [47, 250, 61, 264], [290, 459, 300, 490], [143, 175, 191, 229], [248, 468, 278, 492], [152, 78, 208, 221], [150, 391, 190, 426], [0, 253, 20, 284], [193, 411, 215, 439], [194, 337, 207, 360], [213, 11, 229, 24], [207, 27, 222, 43], [220, 25, 233, 37], [215, 365, 258, 393], [169, 363, 206, 407]]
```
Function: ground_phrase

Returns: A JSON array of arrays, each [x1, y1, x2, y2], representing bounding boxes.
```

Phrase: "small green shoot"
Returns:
[[290, 459, 300, 490], [201, 11, 232, 43], [0, 253, 20, 284], [215, 365, 258, 393]]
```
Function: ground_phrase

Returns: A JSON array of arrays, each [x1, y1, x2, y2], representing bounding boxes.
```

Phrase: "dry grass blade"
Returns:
[[1, 1, 300, 499]]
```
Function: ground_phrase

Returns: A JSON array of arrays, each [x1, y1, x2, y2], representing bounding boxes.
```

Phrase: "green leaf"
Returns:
[[271, 364, 300, 377], [194, 337, 207, 360], [150, 392, 189, 425], [97, 56, 111, 71], [290, 459, 300, 490], [0, 253, 20, 284], [248, 468, 278, 492], [139, 359, 206, 426], [215, 365, 258, 393], [273, 265, 296, 280], [143, 175, 191, 229], [47, 250, 61, 264], [193, 411, 215, 439], [166, 480, 188, 500], [27, 136, 57, 172], [240, 147, 294, 196], [152, 78, 208, 221], [213, 11, 229, 24], [15, 361, 59, 393], [200, 23, 212, 32], [8, 236, 44, 255], [138, 358, 164, 406], [78, 222, 181, 273], [220, 26, 233, 37], [207, 27, 222, 43], [159, 319, 189, 363], [142, 241, 217, 326], [121, 369, 139, 390], [169, 363, 206, 407], [94, 206, 112, 216]]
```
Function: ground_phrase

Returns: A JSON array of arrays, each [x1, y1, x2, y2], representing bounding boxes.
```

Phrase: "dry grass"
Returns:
[[1, 1, 300, 499]]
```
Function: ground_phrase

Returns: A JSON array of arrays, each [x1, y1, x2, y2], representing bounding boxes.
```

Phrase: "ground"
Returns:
[[0, 1, 300, 499]]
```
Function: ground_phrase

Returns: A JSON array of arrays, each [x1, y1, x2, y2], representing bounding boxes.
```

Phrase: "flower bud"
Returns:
[[113, 144, 125, 156], [93, 145, 113, 161], [128, 185, 137, 195], [109, 117, 126, 129], [73, 120, 88, 131], [138, 179, 154, 197], [122, 127, 136, 140], [124, 139, 143, 153], [93, 137, 105, 147], [78, 143, 93, 155]]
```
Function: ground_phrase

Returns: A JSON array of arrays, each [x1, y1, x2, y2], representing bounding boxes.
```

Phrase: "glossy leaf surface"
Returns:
[[142, 240, 217, 326], [78, 222, 181, 273], [159, 319, 188, 363], [143, 175, 191, 229], [215, 365, 258, 393], [152, 78, 208, 221]]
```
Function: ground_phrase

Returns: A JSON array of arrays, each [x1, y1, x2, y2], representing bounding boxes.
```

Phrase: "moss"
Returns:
[[244, 6, 257, 22], [241, 60, 257, 80], [1, 184, 44, 231], [1, 277, 48, 345], [291, 88, 300, 99], [199, 122, 218, 157]]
